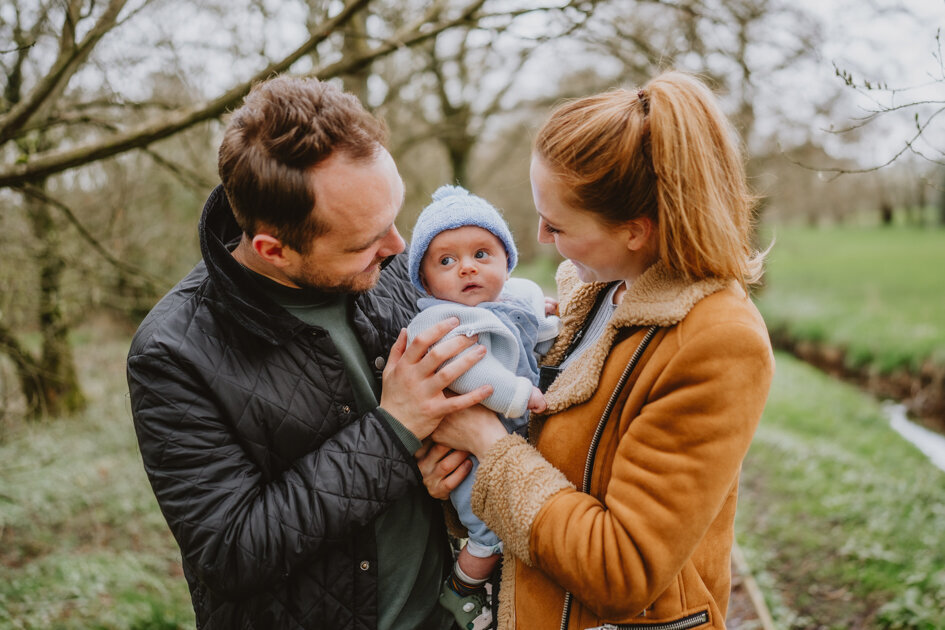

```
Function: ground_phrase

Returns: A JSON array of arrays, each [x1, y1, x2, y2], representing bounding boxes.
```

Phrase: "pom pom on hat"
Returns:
[[408, 185, 518, 293]]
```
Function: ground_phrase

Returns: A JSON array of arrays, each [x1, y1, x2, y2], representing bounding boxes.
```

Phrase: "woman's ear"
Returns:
[[625, 216, 656, 252]]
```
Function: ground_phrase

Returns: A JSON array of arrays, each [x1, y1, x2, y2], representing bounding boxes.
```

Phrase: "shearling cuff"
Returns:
[[471, 433, 574, 566]]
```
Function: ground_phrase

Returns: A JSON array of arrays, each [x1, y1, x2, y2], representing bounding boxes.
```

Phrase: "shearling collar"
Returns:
[[539, 260, 731, 413]]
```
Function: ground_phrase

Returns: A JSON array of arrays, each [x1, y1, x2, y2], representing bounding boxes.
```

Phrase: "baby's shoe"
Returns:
[[438, 580, 492, 630]]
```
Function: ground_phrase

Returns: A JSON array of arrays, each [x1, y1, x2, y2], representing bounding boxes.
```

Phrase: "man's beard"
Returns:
[[290, 257, 384, 294]]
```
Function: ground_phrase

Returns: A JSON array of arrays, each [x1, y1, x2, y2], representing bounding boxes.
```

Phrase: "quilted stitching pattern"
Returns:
[[127, 191, 429, 629]]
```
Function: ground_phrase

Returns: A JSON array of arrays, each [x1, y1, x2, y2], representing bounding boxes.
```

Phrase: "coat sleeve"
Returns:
[[127, 344, 419, 601], [472, 319, 773, 618]]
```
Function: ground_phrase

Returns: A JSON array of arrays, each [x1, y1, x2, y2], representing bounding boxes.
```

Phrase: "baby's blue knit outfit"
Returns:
[[406, 277, 559, 556], [406, 184, 559, 557]]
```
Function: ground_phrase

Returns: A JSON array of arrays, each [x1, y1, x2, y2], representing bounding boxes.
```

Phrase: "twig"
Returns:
[[732, 541, 778, 630], [13, 184, 165, 288]]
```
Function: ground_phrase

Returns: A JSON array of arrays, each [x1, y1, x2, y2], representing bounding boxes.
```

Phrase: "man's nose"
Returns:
[[381, 226, 406, 256]]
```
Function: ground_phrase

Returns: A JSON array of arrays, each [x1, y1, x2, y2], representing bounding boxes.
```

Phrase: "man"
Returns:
[[126, 76, 489, 629]]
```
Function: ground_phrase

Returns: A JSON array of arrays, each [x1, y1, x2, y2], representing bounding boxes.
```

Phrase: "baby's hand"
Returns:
[[527, 386, 547, 413], [544, 296, 559, 316]]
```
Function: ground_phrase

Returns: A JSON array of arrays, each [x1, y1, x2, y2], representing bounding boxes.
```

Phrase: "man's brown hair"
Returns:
[[218, 76, 388, 253]]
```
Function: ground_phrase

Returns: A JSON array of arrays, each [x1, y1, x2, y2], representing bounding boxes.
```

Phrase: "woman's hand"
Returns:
[[432, 404, 508, 460], [415, 442, 472, 500]]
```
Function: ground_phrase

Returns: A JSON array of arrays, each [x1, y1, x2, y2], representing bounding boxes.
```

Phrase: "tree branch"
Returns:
[[13, 184, 166, 289], [789, 104, 945, 177], [0, 0, 130, 144], [144, 148, 217, 191], [0, 0, 374, 188], [309, 0, 487, 81]]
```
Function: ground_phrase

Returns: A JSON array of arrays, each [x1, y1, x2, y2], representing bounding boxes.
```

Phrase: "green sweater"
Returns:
[[248, 270, 452, 630]]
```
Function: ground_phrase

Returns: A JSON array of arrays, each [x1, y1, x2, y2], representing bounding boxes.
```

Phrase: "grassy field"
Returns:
[[0, 327, 193, 630], [753, 225, 945, 373], [736, 353, 945, 629], [3, 338, 943, 629]]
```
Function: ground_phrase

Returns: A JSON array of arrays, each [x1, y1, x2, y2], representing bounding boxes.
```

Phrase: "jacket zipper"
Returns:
[[559, 326, 659, 630], [589, 610, 710, 630]]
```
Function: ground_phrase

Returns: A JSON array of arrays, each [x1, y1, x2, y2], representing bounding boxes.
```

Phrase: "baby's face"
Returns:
[[420, 226, 509, 306]]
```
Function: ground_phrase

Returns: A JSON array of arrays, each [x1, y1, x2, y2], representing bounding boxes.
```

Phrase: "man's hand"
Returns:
[[380, 317, 492, 441], [415, 442, 472, 500]]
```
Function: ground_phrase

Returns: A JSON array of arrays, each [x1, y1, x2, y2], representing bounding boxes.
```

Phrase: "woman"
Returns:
[[423, 71, 775, 629]]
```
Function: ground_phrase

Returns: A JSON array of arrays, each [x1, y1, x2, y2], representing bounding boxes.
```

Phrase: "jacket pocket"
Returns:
[[585, 608, 710, 630]]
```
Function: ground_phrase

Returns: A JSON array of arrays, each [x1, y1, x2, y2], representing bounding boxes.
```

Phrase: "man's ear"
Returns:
[[625, 216, 656, 252], [251, 233, 293, 268]]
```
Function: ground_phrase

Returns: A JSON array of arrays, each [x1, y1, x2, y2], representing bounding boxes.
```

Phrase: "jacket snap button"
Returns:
[[359, 560, 370, 571], [462, 602, 475, 612], [374, 356, 385, 370], [342, 405, 351, 414]]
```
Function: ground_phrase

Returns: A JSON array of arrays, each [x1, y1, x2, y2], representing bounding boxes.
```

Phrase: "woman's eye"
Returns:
[[543, 223, 560, 234]]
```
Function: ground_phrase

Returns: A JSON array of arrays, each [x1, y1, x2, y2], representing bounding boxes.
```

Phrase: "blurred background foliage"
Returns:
[[1, 0, 941, 418]]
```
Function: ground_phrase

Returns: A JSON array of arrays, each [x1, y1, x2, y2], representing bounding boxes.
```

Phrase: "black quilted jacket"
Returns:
[[127, 186, 443, 629]]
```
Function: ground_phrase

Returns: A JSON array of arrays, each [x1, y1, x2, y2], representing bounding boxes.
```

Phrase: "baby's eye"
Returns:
[[439, 255, 456, 266], [474, 250, 490, 259]]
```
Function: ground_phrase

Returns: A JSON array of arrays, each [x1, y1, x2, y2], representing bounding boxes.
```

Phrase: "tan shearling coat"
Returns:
[[471, 260, 774, 629]]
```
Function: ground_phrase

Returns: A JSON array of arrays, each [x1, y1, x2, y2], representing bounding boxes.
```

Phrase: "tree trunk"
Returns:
[[14, 184, 87, 418], [340, 10, 371, 104], [880, 202, 893, 227], [939, 170, 945, 227]]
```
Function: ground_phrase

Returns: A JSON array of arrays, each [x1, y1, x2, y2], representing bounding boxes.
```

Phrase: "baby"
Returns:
[[406, 185, 559, 628]]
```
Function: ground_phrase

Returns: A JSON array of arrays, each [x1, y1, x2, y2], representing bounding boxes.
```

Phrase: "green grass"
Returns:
[[514, 253, 562, 293], [754, 225, 945, 373], [736, 352, 945, 629], [0, 328, 193, 629], [3, 315, 945, 628]]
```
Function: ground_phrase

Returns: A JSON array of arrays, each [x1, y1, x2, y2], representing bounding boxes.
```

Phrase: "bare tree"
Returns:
[[828, 33, 945, 172], [0, 0, 558, 418], [784, 12, 945, 227]]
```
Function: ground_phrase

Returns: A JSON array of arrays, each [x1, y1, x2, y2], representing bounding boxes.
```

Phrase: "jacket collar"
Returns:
[[540, 260, 732, 413], [198, 185, 310, 345]]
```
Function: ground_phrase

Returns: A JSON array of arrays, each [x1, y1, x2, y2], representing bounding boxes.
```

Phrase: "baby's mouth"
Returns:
[[462, 283, 481, 292]]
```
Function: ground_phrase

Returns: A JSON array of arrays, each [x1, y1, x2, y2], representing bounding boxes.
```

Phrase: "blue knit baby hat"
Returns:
[[408, 185, 518, 293]]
